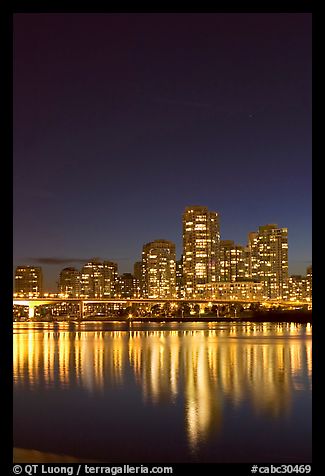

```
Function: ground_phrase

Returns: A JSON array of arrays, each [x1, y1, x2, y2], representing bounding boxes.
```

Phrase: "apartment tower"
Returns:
[[15, 266, 43, 297], [255, 224, 288, 299], [182, 206, 220, 298], [142, 240, 176, 298]]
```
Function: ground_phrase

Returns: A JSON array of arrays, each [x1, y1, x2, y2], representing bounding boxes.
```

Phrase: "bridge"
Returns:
[[13, 297, 310, 319]]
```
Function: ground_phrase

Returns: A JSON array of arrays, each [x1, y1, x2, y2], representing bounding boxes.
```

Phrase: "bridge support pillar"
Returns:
[[199, 303, 206, 314], [28, 304, 35, 319], [80, 301, 84, 319]]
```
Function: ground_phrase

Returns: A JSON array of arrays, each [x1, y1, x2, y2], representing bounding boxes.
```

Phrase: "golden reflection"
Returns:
[[58, 332, 70, 385], [182, 333, 222, 449], [13, 323, 312, 450]]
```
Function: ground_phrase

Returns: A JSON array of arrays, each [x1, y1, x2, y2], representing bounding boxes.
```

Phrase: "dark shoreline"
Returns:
[[15, 310, 312, 324]]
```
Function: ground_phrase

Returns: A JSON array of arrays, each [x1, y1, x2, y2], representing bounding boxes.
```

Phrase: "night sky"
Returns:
[[13, 13, 312, 291]]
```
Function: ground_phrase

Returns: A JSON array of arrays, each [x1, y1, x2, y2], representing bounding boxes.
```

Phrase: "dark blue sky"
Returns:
[[13, 13, 312, 291]]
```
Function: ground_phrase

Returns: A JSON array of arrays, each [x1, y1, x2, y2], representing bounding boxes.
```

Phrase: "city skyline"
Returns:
[[14, 209, 307, 294], [13, 13, 311, 291], [13, 209, 311, 292], [14, 213, 307, 292], [14, 207, 311, 303]]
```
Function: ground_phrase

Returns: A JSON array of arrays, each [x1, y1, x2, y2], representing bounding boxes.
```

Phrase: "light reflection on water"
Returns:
[[13, 322, 312, 463]]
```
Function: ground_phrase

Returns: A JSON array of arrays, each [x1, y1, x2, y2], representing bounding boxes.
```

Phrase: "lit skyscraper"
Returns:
[[117, 273, 136, 298], [219, 240, 247, 282], [247, 232, 259, 280], [15, 266, 43, 297], [103, 261, 118, 297], [306, 265, 312, 301], [134, 261, 143, 297], [79, 259, 117, 298], [176, 257, 184, 298], [255, 224, 288, 299], [58, 267, 80, 297], [142, 239, 176, 298], [287, 275, 306, 301], [80, 259, 104, 298], [182, 206, 220, 298]]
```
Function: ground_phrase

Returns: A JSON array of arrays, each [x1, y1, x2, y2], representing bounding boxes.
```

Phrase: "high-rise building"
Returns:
[[255, 224, 288, 299], [117, 273, 136, 298], [182, 206, 220, 298], [103, 261, 118, 297], [287, 275, 307, 301], [242, 245, 251, 280], [80, 259, 104, 298], [80, 259, 118, 298], [247, 232, 259, 280], [142, 239, 176, 298], [134, 261, 143, 297], [176, 257, 184, 298], [306, 265, 312, 301], [58, 267, 80, 297], [220, 240, 247, 282], [15, 266, 43, 297]]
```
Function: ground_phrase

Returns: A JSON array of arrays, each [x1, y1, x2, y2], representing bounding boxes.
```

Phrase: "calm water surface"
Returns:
[[13, 321, 312, 463]]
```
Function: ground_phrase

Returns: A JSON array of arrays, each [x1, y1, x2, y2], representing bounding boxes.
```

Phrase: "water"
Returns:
[[13, 321, 312, 463]]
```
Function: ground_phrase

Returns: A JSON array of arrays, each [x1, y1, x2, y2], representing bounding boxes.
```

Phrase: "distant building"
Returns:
[[58, 267, 80, 297], [15, 266, 43, 297], [247, 232, 259, 280], [215, 281, 263, 300], [176, 257, 184, 298], [80, 259, 118, 298], [242, 245, 251, 280], [306, 265, 312, 301], [220, 240, 247, 282], [80, 259, 103, 298], [255, 224, 288, 299], [133, 261, 143, 297], [117, 273, 136, 298], [182, 206, 220, 298], [103, 261, 118, 297], [287, 275, 307, 301], [142, 239, 176, 298]]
